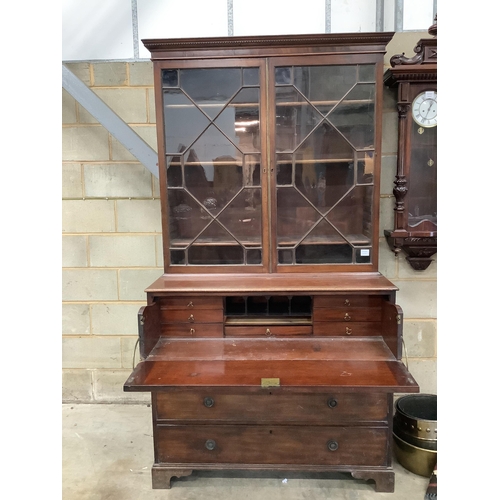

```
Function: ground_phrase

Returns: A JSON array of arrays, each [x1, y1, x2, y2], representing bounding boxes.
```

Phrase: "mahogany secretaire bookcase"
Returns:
[[124, 33, 419, 493]]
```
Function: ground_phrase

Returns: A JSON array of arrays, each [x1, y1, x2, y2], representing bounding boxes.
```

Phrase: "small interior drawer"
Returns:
[[313, 307, 382, 322], [224, 325, 312, 337], [162, 323, 223, 337], [313, 322, 381, 336], [161, 309, 224, 323], [160, 297, 223, 310], [314, 296, 384, 308]]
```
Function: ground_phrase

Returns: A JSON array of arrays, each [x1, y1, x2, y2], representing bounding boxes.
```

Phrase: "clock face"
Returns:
[[412, 91, 437, 127]]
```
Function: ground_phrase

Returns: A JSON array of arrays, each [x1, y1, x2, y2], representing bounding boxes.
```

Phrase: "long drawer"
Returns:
[[155, 424, 389, 466], [154, 391, 388, 423]]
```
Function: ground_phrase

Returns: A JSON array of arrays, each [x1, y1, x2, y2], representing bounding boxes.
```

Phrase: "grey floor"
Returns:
[[63, 403, 431, 500]]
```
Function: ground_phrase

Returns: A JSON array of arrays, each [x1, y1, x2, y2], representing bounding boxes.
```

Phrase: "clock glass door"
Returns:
[[407, 118, 437, 231]]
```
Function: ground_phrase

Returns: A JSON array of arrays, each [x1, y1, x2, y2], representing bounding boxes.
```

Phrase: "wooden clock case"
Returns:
[[124, 33, 419, 493], [384, 21, 437, 270]]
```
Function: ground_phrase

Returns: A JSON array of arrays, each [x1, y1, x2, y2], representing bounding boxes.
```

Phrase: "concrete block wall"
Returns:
[[62, 31, 436, 403]]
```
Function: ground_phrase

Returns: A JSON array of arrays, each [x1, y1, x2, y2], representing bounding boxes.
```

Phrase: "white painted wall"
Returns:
[[62, 0, 436, 61]]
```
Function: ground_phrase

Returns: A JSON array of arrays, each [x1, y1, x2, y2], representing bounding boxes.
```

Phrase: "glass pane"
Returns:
[[358, 65, 375, 83], [295, 160, 354, 214], [166, 155, 182, 187], [244, 158, 261, 186], [276, 155, 293, 186], [407, 123, 437, 228], [326, 185, 373, 246], [180, 68, 241, 119], [278, 248, 294, 264], [277, 187, 319, 245], [293, 65, 357, 110], [188, 245, 244, 265], [168, 189, 211, 244], [170, 249, 185, 265], [296, 244, 352, 264], [356, 151, 375, 184], [162, 69, 179, 87], [355, 248, 372, 264], [217, 190, 262, 244], [295, 121, 354, 162], [275, 67, 292, 85], [275, 86, 323, 152], [246, 248, 262, 265], [243, 67, 259, 86], [163, 89, 210, 154], [215, 87, 260, 154], [327, 83, 375, 149]]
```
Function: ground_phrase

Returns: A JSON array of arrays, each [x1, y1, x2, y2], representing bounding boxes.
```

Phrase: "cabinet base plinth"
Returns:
[[151, 467, 193, 489], [352, 470, 395, 492], [151, 465, 395, 491]]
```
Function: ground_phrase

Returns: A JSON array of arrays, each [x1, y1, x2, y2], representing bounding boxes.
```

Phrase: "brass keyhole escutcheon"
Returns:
[[327, 398, 337, 408], [344, 313, 351, 321], [190, 328, 195, 335], [344, 299, 350, 306], [345, 327, 352, 335], [327, 440, 339, 451], [205, 439, 216, 450], [188, 314, 195, 322], [265, 328, 272, 336], [187, 301, 194, 308]]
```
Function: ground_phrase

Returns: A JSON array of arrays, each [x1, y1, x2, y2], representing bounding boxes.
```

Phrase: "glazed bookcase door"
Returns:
[[270, 56, 382, 272], [158, 60, 270, 272], [157, 55, 382, 273]]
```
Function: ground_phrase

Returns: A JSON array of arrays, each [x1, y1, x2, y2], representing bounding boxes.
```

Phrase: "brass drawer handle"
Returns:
[[190, 328, 195, 335], [345, 327, 352, 335], [327, 440, 339, 452], [265, 328, 272, 336], [344, 313, 351, 321], [187, 301, 194, 308], [205, 439, 216, 451], [327, 398, 338, 409], [188, 314, 195, 322], [204, 397, 214, 408]]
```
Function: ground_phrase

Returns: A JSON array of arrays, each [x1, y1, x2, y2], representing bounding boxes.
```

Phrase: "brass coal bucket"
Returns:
[[393, 394, 437, 477]]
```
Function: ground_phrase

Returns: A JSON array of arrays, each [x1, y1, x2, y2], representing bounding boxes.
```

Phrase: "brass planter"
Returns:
[[393, 394, 437, 477]]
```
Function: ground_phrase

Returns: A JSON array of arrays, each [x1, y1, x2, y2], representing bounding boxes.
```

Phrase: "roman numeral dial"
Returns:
[[411, 91, 437, 128]]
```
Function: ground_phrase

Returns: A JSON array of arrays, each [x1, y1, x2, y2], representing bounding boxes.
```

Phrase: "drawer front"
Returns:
[[313, 307, 382, 322], [314, 296, 384, 308], [155, 391, 388, 423], [224, 325, 312, 337], [161, 309, 224, 323], [155, 424, 389, 466], [313, 322, 381, 336], [162, 323, 223, 338], [160, 297, 223, 310]]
